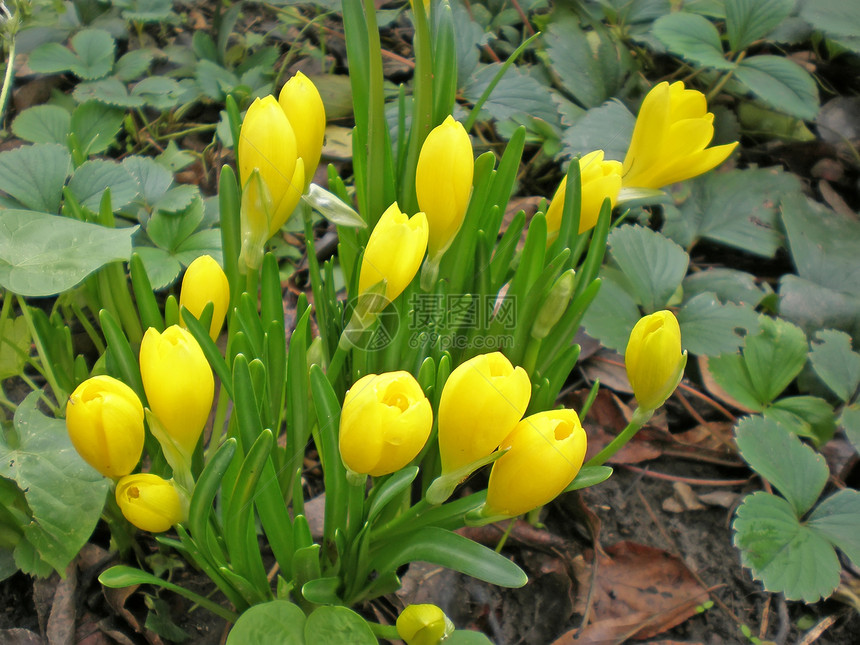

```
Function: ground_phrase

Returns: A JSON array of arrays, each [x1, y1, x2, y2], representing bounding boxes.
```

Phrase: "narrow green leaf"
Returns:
[[369, 526, 527, 588], [564, 466, 613, 492]]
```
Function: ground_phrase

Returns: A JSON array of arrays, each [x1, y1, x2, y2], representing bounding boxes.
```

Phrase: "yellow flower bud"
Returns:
[[625, 310, 687, 412], [396, 604, 452, 645], [358, 202, 428, 303], [622, 81, 738, 189], [179, 255, 230, 341], [485, 409, 587, 517], [545, 150, 622, 237], [139, 325, 214, 457], [278, 71, 326, 190], [339, 371, 433, 477], [416, 115, 474, 257], [66, 376, 144, 478], [116, 473, 184, 533], [438, 352, 531, 474], [238, 95, 300, 236]]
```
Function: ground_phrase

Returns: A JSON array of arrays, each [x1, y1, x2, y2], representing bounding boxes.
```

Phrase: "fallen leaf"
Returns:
[[662, 483, 705, 513], [556, 542, 710, 643], [0, 629, 44, 645], [46, 562, 77, 645]]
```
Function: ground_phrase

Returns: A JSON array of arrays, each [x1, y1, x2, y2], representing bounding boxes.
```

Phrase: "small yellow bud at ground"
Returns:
[[625, 310, 687, 412], [116, 473, 184, 533]]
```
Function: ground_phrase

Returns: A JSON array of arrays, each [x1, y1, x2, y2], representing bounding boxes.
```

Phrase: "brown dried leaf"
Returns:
[[0, 629, 45, 645], [556, 542, 709, 643], [46, 563, 76, 645]]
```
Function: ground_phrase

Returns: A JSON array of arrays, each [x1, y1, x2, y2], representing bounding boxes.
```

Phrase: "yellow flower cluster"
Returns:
[[238, 72, 326, 267], [66, 261, 222, 533]]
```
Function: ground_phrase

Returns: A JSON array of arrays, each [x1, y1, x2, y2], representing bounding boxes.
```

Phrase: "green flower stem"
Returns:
[[584, 406, 653, 468], [0, 32, 16, 127], [367, 622, 400, 640], [15, 295, 65, 408]]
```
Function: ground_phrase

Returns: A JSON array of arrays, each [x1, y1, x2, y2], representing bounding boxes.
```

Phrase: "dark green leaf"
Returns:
[[463, 64, 559, 127], [304, 606, 376, 645], [678, 293, 760, 356], [447, 631, 495, 645], [735, 415, 828, 516], [607, 224, 689, 312], [734, 55, 819, 121], [226, 600, 306, 644], [743, 316, 808, 405], [0, 210, 136, 296], [0, 316, 30, 380], [71, 102, 125, 157], [724, 0, 794, 52], [128, 246, 181, 290], [808, 330, 860, 403], [131, 76, 185, 110], [67, 160, 140, 210], [807, 489, 860, 566], [545, 16, 617, 108], [840, 405, 860, 455], [73, 78, 145, 108], [733, 491, 839, 602], [765, 396, 836, 446], [122, 156, 173, 205], [799, 0, 860, 43], [0, 143, 71, 212], [29, 29, 116, 80], [683, 268, 768, 307], [11, 105, 71, 145], [0, 393, 109, 574], [581, 272, 641, 352], [663, 168, 800, 258], [781, 193, 860, 299], [559, 99, 635, 162], [652, 12, 733, 69], [114, 49, 155, 81], [778, 275, 860, 341]]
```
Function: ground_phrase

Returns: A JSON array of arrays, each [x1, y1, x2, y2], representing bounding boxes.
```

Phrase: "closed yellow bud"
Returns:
[[485, 409, 587, 517], [545, 150, 622, 237], [116, 473, 184, 533], [66, 376, 144, 478], [179, 255, 230, 341], [396, 604, 452, 645], [438, 352, 531, 474], [278, 72, 326, 190], [622, 81, 738, 189], [358, 202, 428, 303], [339, 371, 433, 477], [139, 326, 214, 458], [238, 96, 299, 237], [416, 115, 473, 257], [625, 310, 687, 411]]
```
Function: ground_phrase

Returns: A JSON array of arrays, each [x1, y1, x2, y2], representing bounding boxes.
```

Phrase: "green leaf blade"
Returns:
[[734, 55, 819, 121], [652, 12, 734, 70], [735, 415, 828, 516]]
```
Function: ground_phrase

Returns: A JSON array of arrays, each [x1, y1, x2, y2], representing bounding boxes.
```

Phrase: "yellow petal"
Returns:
[[279, 72, 326, 189]]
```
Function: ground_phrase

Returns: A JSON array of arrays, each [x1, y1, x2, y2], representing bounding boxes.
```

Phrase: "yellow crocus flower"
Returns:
[[622, 81, 737, 189], [625, 310, 687, 411], [116, 473, 184, 533], [179, 254, 230, 341], [339, 371, 433, 477], [545, 150, 622, 236]]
